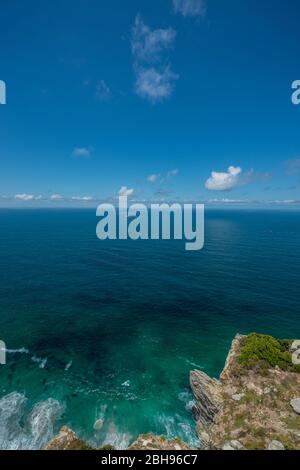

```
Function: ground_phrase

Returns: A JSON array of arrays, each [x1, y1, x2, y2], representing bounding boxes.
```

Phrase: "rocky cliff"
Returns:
[[45, 333, 300, 451], [190, 334, 300, 450]]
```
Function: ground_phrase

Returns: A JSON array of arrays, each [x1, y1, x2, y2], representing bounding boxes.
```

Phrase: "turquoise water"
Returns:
[[0, 209, 300, 449]]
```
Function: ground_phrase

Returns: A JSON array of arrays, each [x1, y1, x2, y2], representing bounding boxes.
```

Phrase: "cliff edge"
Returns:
[[190, 333, 300, 450], [45, 333, 300, 451]]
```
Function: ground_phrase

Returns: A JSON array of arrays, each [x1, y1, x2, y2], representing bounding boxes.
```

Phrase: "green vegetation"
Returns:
[[238, 333, 300, 372], [234, 412, 247, 428]]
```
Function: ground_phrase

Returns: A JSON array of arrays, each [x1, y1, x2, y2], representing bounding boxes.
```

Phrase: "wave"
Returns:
[[31, 356, 48, 369], [178, 389, 196, 412], [101, 421, 132, 450], [155, 412, 199, 448], [0, 392, 64, 450], [65, 360, 73, 371]]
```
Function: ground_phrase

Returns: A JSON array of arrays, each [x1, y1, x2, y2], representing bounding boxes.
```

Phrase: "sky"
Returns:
[[0, 0, 300, 207]]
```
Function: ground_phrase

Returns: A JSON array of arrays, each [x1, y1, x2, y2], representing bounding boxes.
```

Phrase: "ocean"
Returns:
[[0, 208, 299, 449]]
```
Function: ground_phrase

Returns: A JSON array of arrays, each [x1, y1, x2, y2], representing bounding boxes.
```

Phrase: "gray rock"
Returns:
[[267, 440, 285, 450], [222, 440, 243, 451], [230, 440, 244, 450], [222, 442, 234, 450], [93, 419, 104, 430], [290, 398, 300, 415], [190, 370, 223, 428], [196, 422, 211, 450], [290, 340, 300, 352], [232, 393, 244, 402]]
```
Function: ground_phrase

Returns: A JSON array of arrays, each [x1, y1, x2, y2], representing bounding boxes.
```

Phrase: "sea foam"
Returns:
[[0, 392, 64, 450]]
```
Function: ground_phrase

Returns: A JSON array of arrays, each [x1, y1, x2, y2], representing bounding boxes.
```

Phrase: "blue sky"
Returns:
[[0, 0, 300, 207]]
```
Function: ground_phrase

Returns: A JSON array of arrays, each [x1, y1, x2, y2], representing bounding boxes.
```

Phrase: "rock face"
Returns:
[[190, 370, 223, 448], [128, 434, 191, 451], [189, 334, 300, 450], [220, 334, 245, 381], [45, 427, 94, 450], [190, 371, 223, 426], [290, 398, 300, 415], [189, 336, 244, 449]]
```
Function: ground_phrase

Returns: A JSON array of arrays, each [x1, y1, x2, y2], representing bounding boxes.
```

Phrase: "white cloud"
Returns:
[[50, 194, 63, 200], [72, 147, 91, 158], [205, 166, 243, 191], [118, 186, 135, 197], [147, 174, 159, 183], [173, 0, 206, 17], [132, 15, 176, 62], [135, 65, 179, 103], [14, 194, 41, 201], [95, 80, 112, 101], [271, 199, 297, 204], [167, 168, 179, 178], [71, 196, 93, 201], [208, 198, 249, 204], [131, 15, 178, 103]]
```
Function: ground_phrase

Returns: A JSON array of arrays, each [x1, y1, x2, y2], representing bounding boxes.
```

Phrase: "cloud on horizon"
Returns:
[[71, 196, 93, 201], [50, 194, 63, 200], [14, 193, 42, 201]]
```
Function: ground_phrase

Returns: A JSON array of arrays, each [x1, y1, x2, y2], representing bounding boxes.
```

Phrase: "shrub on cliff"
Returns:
[[238, 333, 299, 372]]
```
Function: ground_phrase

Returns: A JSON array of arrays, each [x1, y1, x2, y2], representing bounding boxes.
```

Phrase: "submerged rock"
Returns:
[[93, 419, 104, 431]]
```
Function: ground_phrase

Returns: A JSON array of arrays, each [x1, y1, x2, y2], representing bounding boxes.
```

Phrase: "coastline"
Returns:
[[42, 333, 300, 451]]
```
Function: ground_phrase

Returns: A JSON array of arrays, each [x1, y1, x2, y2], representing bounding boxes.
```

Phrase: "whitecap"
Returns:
[[0, 392, 64, 450], [65, 360, 73, 371], [31, 356, 47, 369], [27, 398, 65, 449], [121, 380, 130, 387]]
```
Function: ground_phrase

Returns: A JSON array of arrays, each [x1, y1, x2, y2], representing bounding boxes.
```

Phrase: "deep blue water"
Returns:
[[0, 208, 299, 449]]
